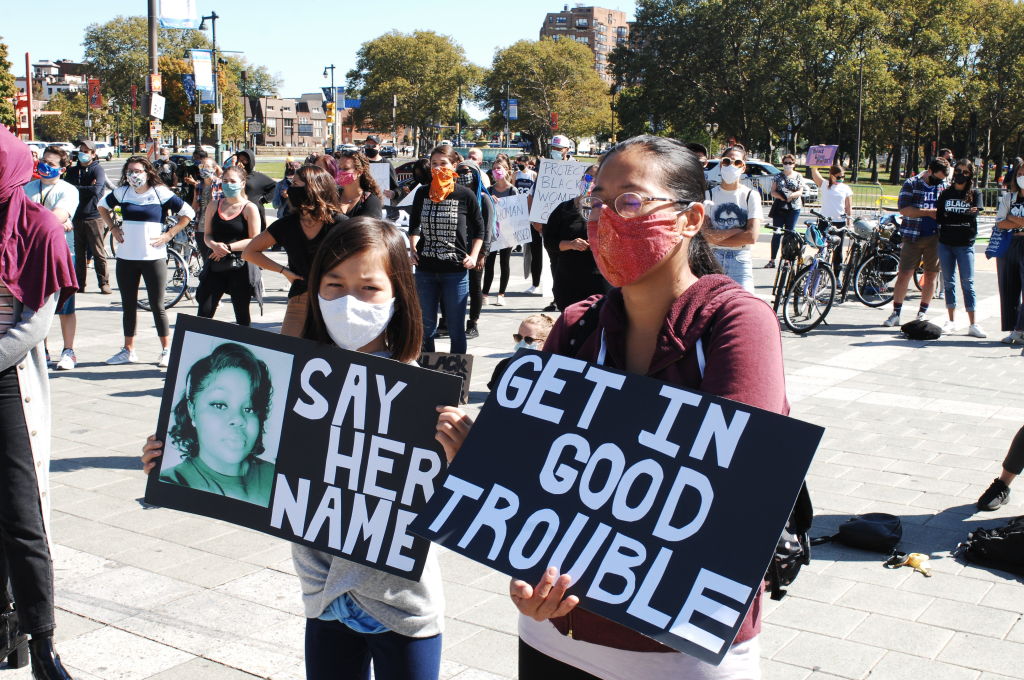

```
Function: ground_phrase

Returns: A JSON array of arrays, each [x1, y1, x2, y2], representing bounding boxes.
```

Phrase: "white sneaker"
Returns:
[[916, 311, 929, 322], [105, 347, 138, 365], [495, 294, 505, 306], [524, 285, 543, 296], [157, 349, 171, 368], [1001, 331, 1024, 344], [882, 311, 901, 327], [940, 319, 957, 334], [55, 349, 77, 371], [968, 324, 987, 338]]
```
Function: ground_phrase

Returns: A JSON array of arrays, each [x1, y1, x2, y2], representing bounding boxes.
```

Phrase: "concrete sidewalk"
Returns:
[[2, 240, 1022, 680]]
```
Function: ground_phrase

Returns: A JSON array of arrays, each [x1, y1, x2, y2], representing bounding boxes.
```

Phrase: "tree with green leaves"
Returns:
[[482, 38, 610, 153], [34, 91, 112, 142], [0, 37, 17, 129], [346, 31, 478, 153]]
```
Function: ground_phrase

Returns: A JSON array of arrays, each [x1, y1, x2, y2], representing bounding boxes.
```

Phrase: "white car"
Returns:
[[49, 141, 77, 155], [92, 142, 115, 161], [24, 141, 48, 157], [705, 159, 818, 201]]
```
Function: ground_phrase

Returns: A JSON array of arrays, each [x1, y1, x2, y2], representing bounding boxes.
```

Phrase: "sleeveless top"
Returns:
[[210, 200, 252, 244]]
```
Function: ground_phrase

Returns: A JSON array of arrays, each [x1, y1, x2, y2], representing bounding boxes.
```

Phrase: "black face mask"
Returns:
[[365, 148, 379, 158], [517, 164, 526, 171], [456, 171, 474, 187], [288, 185, 309, 207], [952, 172, 968, 185]]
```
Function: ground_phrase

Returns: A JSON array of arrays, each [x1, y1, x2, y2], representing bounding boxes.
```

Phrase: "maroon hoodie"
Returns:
[[542, 273, 789, 653]]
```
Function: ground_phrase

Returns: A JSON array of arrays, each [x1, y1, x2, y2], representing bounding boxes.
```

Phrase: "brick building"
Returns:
[[539, 4, 629, 83]]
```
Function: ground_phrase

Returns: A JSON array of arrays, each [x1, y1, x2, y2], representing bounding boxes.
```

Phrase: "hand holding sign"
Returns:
[[806, 145, 838, 167], [410, 349, 822, 665]]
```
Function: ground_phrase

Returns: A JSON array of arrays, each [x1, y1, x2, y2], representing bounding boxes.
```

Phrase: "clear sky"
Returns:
[[3, 0, 635, 116]]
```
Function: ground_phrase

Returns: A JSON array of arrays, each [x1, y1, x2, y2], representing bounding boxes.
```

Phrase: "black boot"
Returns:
[[29, 636, 73, 679], [465, 321, 479, 339], [0, 603, 29, 669]]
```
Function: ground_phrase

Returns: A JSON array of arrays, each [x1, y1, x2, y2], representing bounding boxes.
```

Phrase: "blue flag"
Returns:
[[182, 74, 196, 105]]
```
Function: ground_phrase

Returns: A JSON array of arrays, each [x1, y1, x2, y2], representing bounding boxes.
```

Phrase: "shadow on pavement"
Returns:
[[51, 455, 142, 472]]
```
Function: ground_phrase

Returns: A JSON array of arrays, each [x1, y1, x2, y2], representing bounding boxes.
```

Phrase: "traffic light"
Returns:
[[325, 102, 335, 123]]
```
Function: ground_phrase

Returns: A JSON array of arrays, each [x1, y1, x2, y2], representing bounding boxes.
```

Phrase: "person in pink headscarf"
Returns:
[[0, 124, 77, 679]]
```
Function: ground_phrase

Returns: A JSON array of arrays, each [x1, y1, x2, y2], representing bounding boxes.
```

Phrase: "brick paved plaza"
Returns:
[[3, 239, 1023, 680]]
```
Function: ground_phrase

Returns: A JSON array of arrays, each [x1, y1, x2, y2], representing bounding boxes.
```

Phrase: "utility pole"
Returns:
[[25, 53, 34, 140], [323, 64, 335, 150], [200, 12, 222, 163], [854, 40, 864, 183], [456, 84, 462, 145], [147, 0, 159, 150], [504, 82, 510, 148], [392, 94, 397, 150]]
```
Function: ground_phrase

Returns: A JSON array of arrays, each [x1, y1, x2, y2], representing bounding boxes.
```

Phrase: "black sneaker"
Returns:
[[543, 302, 558, 312], [977, 478, 1011, 511], [465, 323, 479, 339], [764, 260, 776, 269]]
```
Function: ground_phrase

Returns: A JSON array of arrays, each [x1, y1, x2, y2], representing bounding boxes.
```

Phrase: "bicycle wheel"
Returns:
[[772, 260, 792, 314], [180, 245, 203, 301], [107, 229, 119, 258], [138, 249, 188, 311], [783, 264, 836, 334], [913, 266, 924, 291], [854, 253, 899, 307]]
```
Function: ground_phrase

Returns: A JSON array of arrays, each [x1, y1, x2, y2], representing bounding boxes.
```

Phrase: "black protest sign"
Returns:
[[410, 349, 822, 665], [145, 315, 462, 580], [419, 352, 474, 405]]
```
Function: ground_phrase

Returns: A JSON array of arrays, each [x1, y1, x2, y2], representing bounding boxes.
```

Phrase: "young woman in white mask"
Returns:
[[143, 216, 472, 680]]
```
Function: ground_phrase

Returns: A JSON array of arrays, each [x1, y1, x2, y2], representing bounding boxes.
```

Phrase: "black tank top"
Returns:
[[210, 200, 251, 244]]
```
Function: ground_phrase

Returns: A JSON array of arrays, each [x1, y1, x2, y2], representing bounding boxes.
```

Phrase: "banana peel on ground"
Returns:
[[884, 552, 932, 577]]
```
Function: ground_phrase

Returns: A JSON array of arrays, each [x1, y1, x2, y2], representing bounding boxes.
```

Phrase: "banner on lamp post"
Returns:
[[190, 50, 215, 105], [158, 0, 200, 29], [88, 79, 103, 109]]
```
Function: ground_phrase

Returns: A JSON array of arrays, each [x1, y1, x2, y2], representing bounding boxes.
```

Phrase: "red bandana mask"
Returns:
[[588, 208, 684, 287]]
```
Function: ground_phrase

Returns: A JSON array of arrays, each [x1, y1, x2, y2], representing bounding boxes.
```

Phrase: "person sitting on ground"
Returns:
[[487, 314, 555, 390]]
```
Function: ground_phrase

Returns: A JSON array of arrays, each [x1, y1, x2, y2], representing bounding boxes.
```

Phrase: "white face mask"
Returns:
[[78, 152, 92, 164], [550, 150, 564, 160], [127, 171, 147, 188], [513, 339, 537, 352], [720, 164, 742, 184], [318, 294, 395, 351], [1017, 176, 1024, 190]]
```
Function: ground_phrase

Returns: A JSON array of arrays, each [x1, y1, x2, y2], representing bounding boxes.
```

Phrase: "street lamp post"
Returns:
[[853, 43, 865, 183], [199, 12, 222, 163], [704, 122, 719, 155], [323, 64, 335, 150], [111, 104, 121, 158]]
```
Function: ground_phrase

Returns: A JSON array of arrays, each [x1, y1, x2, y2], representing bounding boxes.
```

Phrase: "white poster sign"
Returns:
[[527, 159, 587, 224], [492, 193, 533, 252], [370, 163, 392, 192], [159, 0, 199, 29], [150, 93, 166, 120]]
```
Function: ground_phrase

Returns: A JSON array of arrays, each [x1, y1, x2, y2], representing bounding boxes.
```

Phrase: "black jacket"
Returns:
[[64, 161, 108, 221]]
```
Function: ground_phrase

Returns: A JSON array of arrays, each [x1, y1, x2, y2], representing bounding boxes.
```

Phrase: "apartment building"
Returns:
[[539, 4, 630, 83]]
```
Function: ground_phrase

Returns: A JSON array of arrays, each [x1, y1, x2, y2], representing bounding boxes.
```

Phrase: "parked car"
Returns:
[[379, 144, 397, 159], [24, 141, 48, 157], [705, 159, 818, 201], [92, 142, 115, 161], [49, 141, 77, 155]]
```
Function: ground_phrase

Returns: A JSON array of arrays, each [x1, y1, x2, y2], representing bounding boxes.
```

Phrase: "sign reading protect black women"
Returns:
[[409, 349, 822, 665], [145, 315, 462, 580]]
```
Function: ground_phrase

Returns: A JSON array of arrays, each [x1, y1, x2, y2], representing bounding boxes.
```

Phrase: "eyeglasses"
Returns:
[[578, 192, 693, 221], [720, 158, 745, 167], [513, 334, 542, 344]]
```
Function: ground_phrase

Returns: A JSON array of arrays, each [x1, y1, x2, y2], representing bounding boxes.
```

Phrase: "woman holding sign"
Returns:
[[146, 217, 471, 680], [442, 136, 787, 679]]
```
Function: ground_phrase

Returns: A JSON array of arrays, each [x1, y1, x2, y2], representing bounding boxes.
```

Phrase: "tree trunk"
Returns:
[[889, 116, 905, 184], [870, 141, 879, 183], [910, 117, 922, 175]]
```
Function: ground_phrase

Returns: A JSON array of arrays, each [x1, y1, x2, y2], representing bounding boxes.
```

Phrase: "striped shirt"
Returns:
[[103, 185, 195, 261], [0, 281, 15, 337], [897, 175, 948, 240]]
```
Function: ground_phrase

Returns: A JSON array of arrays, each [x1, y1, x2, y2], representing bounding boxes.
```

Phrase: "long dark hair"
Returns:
[[294, 165, 342, 224], [169, 342, 273, 461], [952, 159, 976, 199], [119, 156, 162, 189], [599, 135, 722, 278], [302, 217, 423, 363], [333, 150, 383, 198]]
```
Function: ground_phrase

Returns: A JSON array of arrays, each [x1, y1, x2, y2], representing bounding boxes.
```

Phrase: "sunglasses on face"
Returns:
[[513, 334, 542, 344], [720, 158, 745, 167]]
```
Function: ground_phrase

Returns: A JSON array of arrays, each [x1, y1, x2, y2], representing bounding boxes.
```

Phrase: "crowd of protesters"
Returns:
[[5, 122, 1024, 680]]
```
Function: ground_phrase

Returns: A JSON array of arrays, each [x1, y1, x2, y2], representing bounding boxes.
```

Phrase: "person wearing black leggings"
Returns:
[[484, 164, 518, 306], [196, 166, 260, 325], [977, 425, 1024, 511], [99, 157, 194, 367]]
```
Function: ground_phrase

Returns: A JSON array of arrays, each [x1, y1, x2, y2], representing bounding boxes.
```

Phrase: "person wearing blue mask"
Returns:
[[486, 314, 555, 391], [196, 165, 261, 326], [23, 147, 80, 370]]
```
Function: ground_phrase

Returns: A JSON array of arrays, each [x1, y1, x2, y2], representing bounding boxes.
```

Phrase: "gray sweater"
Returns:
[[291, 543, 445, 638]]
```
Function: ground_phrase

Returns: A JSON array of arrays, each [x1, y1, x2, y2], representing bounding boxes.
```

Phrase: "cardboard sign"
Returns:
[[410, 350, 822, 665], [806, 145, 838, 167], [145, 316, 462, 580], [370, 162, 392, 191], [491, 192, 533, 252], [419, 352, 474, 405], [527, 159, 587, 224]]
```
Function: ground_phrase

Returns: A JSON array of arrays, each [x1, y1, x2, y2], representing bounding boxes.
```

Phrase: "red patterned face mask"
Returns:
[[588, 207, 685, 287]]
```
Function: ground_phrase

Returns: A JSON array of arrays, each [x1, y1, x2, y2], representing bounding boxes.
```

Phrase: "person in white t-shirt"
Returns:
[[811, 164, 853, 225], [98, 157, 195, 367], [23, 146, 80, 370], [704, 146, 762, 292]]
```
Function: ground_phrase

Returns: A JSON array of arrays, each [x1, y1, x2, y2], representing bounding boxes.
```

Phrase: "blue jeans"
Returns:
[[305, 616, 441, 680], [937, 243, 976, 312], [713, 248, 754, 293], [416, 270, 469, 354]]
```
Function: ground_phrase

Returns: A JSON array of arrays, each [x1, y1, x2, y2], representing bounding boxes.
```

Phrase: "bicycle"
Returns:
[[781, 212, 841, 334], [852, 213, 901, 307], [138, 223, 203, 311], [770, 226, 805, 314]]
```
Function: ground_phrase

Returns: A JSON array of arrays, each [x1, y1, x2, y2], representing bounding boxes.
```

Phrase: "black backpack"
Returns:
[[956, 515, 1024, 576], [566, 297, 814, 601], [812, 512, 902, 553]]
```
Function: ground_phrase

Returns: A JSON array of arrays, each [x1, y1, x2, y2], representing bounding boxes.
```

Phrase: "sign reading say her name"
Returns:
[[527, 158, 587, 224], [145, 316, 462, 580], [491, 193, 533, 252], [410, 350, 822, 665]]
